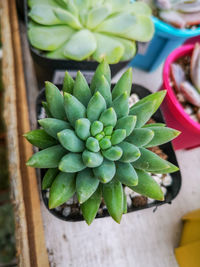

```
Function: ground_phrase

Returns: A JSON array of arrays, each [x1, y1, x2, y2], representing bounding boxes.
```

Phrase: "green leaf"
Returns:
[[76, 168, 99, 203], [115, 115, 136, 137], [26, 145, 66, 168], [91, 121, 103, 136], [103, 179, 123, 223], [144, 127, 180, 147], [73, 71, 92, 107], [63, 29, 97, 61], [86, 5, 111, 29], [87, 92, 106, 122], [102, 146, 123, 161], [126, 128, 154, 147], [28, 24, 74, 51], [46, 42, 66, 59], [86, 137, 100, 152], [118, 141, 141, 163], [93, 33, 124, 64], [45, 82, 66, 120], [59, 153, 86, 173], [111, 129, 126, 145], [49, 172, 76, 208], [42, 168, 59, 190], [64, 92, 86, 127], [82, 150, 103, 168], [99, 137, 112, 150], [28, 0, 58, 8], [151, 161, 179, 174], [75, 118, 91, 140], [129, 2, 152, 16], [112, 68, 133, 100], [104, 126, 113, 136], [113, 37, 137, 61], [80, 185, 102, 225], [57, 129, 85, 152], [93, 75, 112, 107], [99, 108, 117, 127], [54, 8, 82, 29], [24, 129, 57, 149], [112, 92, 129, 119], [143, 123, 166, 128], [129, 169, 164, 201], [132, 147, 174, 172], [38, 118, 71, 139], [29, 5, 61, 25], [123, 189, 127, 214], [62, 71, 74, 94], [42, 101, 52, 117], [115, 162, 138, 186], [93, 158, 116, 183]]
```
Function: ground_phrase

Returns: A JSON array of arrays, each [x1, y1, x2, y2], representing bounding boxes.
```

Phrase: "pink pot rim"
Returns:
[[163, 43, 200, 132]]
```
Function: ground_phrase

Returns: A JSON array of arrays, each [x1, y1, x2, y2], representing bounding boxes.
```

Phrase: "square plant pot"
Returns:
[[130, 17, 200, 72], [35, 83, 181, 222], [161, 44, 200, 150]]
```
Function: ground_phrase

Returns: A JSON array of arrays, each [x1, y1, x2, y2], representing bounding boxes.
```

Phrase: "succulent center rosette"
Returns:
[[27, 0, 154, 63], [25, 61, 180, 224]]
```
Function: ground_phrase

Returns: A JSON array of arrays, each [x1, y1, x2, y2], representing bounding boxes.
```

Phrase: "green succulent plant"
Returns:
[[27, 0, 154, 63], [24, 61, 180, 224]]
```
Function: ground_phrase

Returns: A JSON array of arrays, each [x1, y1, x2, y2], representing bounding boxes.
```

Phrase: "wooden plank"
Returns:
[[1, 0, 49, 266]]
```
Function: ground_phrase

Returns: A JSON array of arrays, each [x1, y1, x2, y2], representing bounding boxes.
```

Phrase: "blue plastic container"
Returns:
[[130, 17, 200, 72]]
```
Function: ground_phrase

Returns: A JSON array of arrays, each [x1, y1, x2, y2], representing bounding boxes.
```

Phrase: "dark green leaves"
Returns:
[[57, 129, 85, 152], [115, 162, 138, 186], [59, 153, 86, 172], [93, 159, 116, 183], [87, 92, 106, 122]]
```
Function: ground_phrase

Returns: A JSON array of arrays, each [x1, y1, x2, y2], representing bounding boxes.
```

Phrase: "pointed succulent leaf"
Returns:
[[53, 8, 82, 29], [95, 133, 104, 141], [73, 71, 92, 106], [123, 190, 127, 214], [63, 29, 97, 61], [24, 129, 57, 149], [113, 37, 137, 61], [42, 101, 52, 117], [57, 129, 85, 152], [129, 101, 156, 128], [59, 153, 86, 173], [112, 92, 129, 119], [75, 118, 91, 141], [99, 108, 117, 127], [49, 172, 76, 209], [112, 68, 133, 100], [102, 146, 123, 161], [115, 115, 136, 137], [118, 141, 141, 163], [62, 71, 74, 93], [129, 169, 164, 201], [144, 127, 180, 147], [38, 118, 71, 139], [76, 168, 99, 203], [103, 179, 123, 223], [111, 129, 126, 145], [45, 82, 66, 120], [64, 92, 86, 127], [26, 145, 66, 168], [93, 75, 112, 107], [93, 158, 116, 183], [42, 168, 59, 190], [104, 126, 113, 136], [150, 161, 179, 174], [99, 137, 112, 150], [87, 92, 106, 122], [82, 150, 103, 168], [115, 162, 138, 186], [132, 147, 173, 172], [29, 5, 61, 25], [91, 121, 103, 136], [86, 137, 100, 152], [86, 5, 111, 29], [90, 60, 111, 94], [126, 128, 154, 147], [143, 123, 165, 128], [93, 33, 124, 64], [80, 185, 102, 225]]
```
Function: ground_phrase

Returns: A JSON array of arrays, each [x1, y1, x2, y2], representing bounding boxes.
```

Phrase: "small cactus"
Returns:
[[25, 61, 180, 224]]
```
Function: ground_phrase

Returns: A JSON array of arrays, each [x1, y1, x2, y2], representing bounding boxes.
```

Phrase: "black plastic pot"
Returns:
[[35, 83, 182, 222], [24, 0, 129, 79], [16, 0, 25, 20]]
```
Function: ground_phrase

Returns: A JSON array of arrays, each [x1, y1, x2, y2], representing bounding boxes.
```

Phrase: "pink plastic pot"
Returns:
[[161, 43, 200, 150]]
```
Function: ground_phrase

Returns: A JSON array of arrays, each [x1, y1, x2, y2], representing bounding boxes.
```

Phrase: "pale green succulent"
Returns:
[[27, 0, 154, 63], [24, 61, 180, 224]]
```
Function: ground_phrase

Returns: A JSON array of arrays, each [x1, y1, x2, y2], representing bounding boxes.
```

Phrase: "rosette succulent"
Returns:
[[24, 62, 180, 224], [27, 0, 154, 63]]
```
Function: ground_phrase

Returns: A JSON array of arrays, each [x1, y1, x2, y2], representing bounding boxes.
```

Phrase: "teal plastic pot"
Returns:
[[130, 17, 200, 72]]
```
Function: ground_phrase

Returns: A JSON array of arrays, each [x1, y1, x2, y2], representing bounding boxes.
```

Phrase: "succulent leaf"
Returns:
[[24, 129, 57, 149], [99, 137, 112, 150], [57, 129, 85, 152], [104, 126, 113, 136], [62, 71, 74, 93], [103, 179, 124, 223], [93, 158, 116, 183], [49, 172, 76, 208], [75, 118, 91, 141], [115, 115, 136, 137], [111, 129, 126, 145], [82, 150, 103, 168], [118, 141, 141, 163], [29, 5, 61, 25], [59, 153, 86, 173], [80, 185, 102, 225], [42, 168, 59, 190], [129, 169, 164, 201], [91, 121, 103, 136], [93, 75, 112, 107], [102, 146, 123, 161], [87, 92, 106, 122], [42, 101, 52, 117], [112, 92, 129, 119], [126, 128, 154, 147], [76, 168, 99, 203], [86, 5, 111, 29], [99, 108, 117, 127], [86, 137, 100, 152], [115, 162, 138, 186], [123, 190, 127, 214], [53, 7, 82, 29]]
